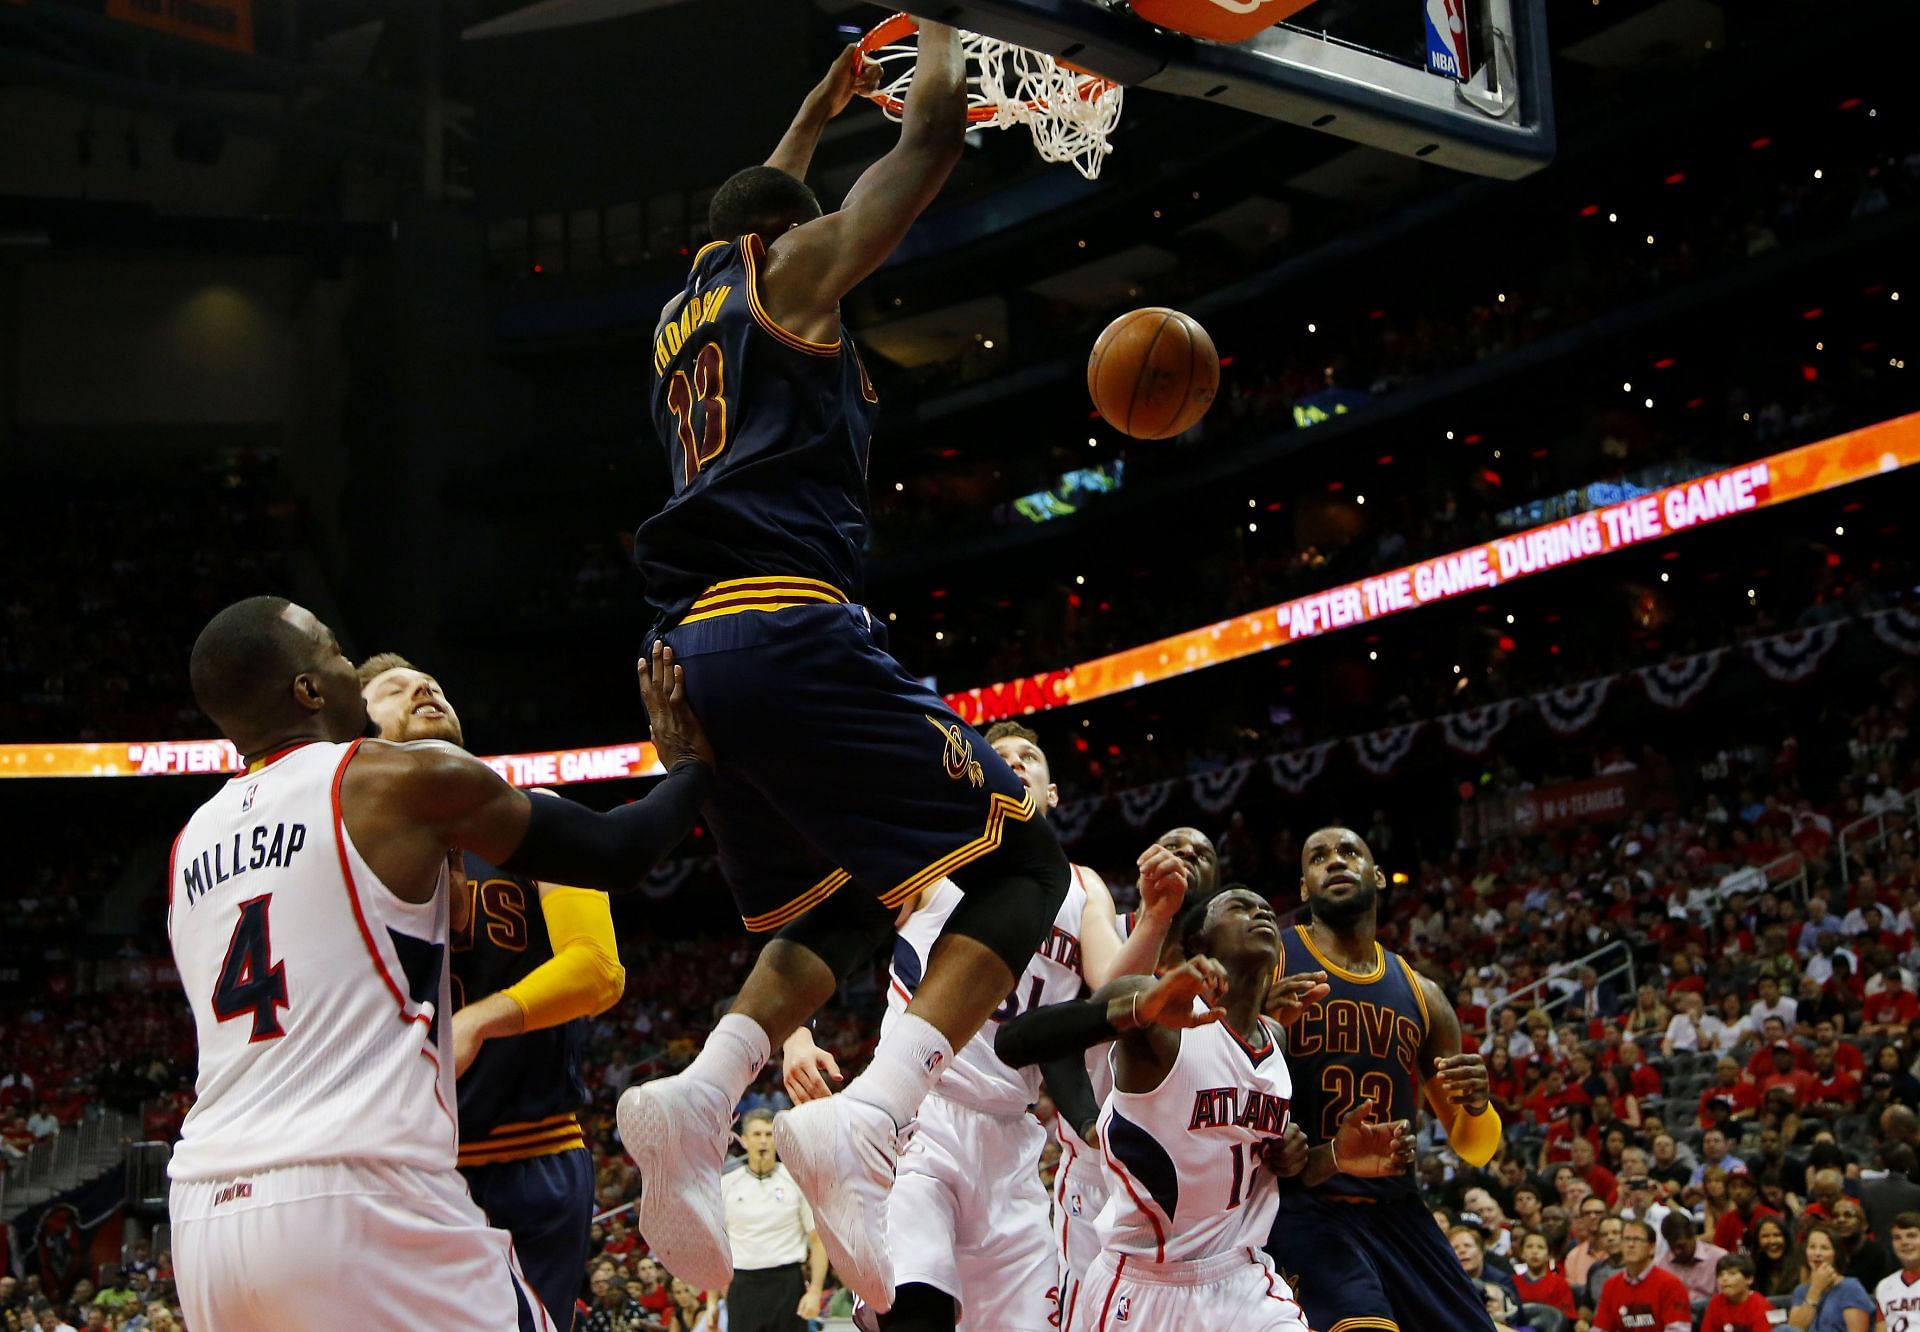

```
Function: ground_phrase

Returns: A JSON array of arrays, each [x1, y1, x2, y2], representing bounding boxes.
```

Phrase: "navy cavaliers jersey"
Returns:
[[451, 854, 589, 1166], [633, 233, 881, 626], [1277, 924, 1430, 1201]]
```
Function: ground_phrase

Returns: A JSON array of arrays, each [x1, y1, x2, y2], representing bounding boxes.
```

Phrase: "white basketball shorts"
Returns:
[[1071, 1246, 1310, 1332], [887, 1093, 1058, 1332], [171, 1159, 550, 1331], [1053, 1128, 1112, 1329]]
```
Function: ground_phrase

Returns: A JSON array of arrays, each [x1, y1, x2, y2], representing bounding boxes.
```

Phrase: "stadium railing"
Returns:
[[1484, 939, 1637, 1043]]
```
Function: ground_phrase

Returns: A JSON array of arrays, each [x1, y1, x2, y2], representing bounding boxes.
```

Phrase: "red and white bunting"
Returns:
[[1747, 623, 1842, 682], [1352, 722, 1425, 777], [1050, 797, 1104, 845], [1636, 647, 1728, 710], [1117, 779, 1178, 829], [1870, 607, 1920, 657], [1440, 699, 1523, 755], [1533, 676, 1615, 735], [1267, 743, 1334, 795], [1190, 758, 1255, 814]]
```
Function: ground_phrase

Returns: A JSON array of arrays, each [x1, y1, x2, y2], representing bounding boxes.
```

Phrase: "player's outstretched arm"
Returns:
[[340, 645, 713, 900], [1416, 972, 1503, 1167], [1080, 845, 1188, 989], [449, 884, 626, 1076], [995, 958, 1225, 1085], [765, 45, 882, 181], [762, 21, 967, 320]]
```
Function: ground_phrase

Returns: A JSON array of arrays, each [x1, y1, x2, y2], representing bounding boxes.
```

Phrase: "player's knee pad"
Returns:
[[875, 1282, 958, 1332], [771, 882, 896, 982], [944, 811, 1071, 977]]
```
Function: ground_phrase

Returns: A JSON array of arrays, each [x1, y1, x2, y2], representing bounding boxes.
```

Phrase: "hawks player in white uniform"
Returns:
[[1875, 1212, 1920, 1331], [996, 887, 1416, 1332], [167, 598, 712, 1330], [1052, 825, 1216, 1324], [781, 722, 1185, 1332]]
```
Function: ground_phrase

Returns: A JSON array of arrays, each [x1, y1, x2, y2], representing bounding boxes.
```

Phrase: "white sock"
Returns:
[[844, 1014, 952, 1129], [682, 1013, 770, 1112]]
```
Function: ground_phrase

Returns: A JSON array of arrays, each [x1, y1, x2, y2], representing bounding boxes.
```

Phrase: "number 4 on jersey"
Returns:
[[213, 895, 290, 1042]]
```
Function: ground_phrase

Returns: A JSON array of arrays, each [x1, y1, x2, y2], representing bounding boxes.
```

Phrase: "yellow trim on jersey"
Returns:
[[1328, 1319, 1401, 1332], [744, 870, 851, 934], [691, 239, 728, 267], [740, 234, 842, 357], [457, 1112, 587, 1167], [1397, 955, 1432, 1038], [679, 576, 850, 626], [882, 789, 1039, 907], [1292, 924, 1386, 984]]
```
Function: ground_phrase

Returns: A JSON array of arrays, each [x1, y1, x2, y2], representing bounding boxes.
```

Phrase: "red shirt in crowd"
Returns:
[[1808, 1070, 1862, 1110], [1865, 989, 1920, 1027], [1832, 1043, 1866, 1076], [1627, 1063, 1664, 1098], [1745, 1044, 1813, 1080], [1526, 1083, 1592, 1127], [1757, 1066, 1818, 1101], [1700, 1291, 1779, 1332], [1697, 1081, 1759, 1122], [1514, 1267, 1578, 1319], [1593, 1264, 1694, 1332], [1582, 1163, 1621, 1206], [1713, 1203, 1780, 1252]]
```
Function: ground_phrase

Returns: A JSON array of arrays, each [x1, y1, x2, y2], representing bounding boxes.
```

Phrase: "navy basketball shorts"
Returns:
[[461, 1148, 595, 1331], [1267, 1191, 1496, 1332], [657, 591, 1037, 932]]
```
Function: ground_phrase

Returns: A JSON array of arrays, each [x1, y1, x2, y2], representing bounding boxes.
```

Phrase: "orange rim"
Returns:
[[856, 11, 1113, 123]]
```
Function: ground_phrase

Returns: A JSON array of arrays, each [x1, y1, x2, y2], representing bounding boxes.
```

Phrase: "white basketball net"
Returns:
[[864, 29, 1123, 180]]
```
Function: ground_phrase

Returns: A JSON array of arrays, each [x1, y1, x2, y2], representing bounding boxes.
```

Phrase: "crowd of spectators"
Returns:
[[0, 452, 305, 745]]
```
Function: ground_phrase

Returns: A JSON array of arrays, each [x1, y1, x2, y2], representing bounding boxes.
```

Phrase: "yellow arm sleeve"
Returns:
[[1423, 1080, 1503, 1167], [501, 886, 625, 1031]]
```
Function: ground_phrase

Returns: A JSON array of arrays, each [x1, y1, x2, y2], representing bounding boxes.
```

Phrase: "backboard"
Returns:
[[900, 0, 1554, 179]]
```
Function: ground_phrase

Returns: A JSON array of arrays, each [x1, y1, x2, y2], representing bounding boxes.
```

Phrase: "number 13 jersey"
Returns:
[[166, 739, 456, 1183], [634, 233, 881, 628], [1096, 1007, 1293, 1263]]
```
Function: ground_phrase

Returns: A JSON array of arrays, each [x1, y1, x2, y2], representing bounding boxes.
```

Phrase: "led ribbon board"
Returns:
[[4, 411, 1916, 781]]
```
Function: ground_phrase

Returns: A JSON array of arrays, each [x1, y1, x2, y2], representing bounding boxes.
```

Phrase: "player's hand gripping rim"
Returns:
[[1122, 957, 1229, 1031], [1329, 1098, 1417, 1178], [638, 642, 717, 774]]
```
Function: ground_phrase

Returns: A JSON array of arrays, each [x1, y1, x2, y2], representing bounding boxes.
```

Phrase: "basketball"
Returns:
[[1086, 307, 1220, 440]]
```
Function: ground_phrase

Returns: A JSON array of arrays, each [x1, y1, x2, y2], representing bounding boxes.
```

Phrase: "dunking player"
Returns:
[[995, 887, 1415, 1332], [778, 721, 1188, 1332], [167, 599, 709, 1329], [361, 653, 625, 1331], [620, 29, 1073, 1312], [1054, 825, 1217, 1323], [1268, 825, 1504, 1332]]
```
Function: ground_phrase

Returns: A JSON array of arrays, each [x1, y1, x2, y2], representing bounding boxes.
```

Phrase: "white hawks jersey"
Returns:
[[1094, 1004, 1292, 1263], [166, 739, 457, 1181], [882, 868, 1092, 1116], [1877, 1268, 1920, 1331]]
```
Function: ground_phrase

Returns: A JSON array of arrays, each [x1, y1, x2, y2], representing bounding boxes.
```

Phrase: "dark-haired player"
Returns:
[[361, 653, 625, 1331], [1267, 825, 1503, 1332], [621, 30, 1075, 1314], [995, 887, 1414, 1332], [166, 598, 710, 1330]]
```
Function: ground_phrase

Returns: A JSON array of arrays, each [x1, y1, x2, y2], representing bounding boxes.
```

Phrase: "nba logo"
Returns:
[[240, 782, 258, 813], [1114, 1297, 1131, 1322], [924, 1050, 945, 1074], [1068, 1193, 1083, 1217], [1424, 0, 1471, 80]]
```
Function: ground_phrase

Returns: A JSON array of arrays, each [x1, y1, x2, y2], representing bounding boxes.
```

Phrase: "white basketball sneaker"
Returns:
[[775, 1095, 906, 1312], [616, 1075, 734, 1294]]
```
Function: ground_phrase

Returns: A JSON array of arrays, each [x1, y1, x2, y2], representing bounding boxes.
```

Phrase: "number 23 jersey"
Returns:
[[166, 740, 456, 1182], [1096, 1007, 1293, 1263], [634, 233, 881, 627]]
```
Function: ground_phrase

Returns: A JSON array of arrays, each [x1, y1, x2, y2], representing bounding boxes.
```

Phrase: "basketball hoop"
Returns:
[[856, 13, 1124, 181]]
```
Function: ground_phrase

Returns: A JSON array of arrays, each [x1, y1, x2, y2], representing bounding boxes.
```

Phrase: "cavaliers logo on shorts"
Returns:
[[928, 717, 986, 787]]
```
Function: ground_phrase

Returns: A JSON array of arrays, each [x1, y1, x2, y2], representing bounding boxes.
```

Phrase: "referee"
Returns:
[[723, 1108, 827, 1331]]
